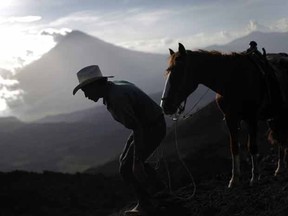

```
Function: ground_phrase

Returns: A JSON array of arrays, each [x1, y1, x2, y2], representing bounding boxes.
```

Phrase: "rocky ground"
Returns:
[[0, 171, 133, 216], [183, 162, 288, 216], [0, 148, 286, 216], [118, 149, 288, 216]]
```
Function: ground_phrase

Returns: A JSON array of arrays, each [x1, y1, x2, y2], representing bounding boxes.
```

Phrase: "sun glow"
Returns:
[[0, 0, 14, 10], [0, 99, 8, 113], [0, 27, 56, 71], [0, 13, 57, 115]]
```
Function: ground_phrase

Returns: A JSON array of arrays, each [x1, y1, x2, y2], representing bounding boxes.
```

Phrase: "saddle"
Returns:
[[266, 53, 288, 103], [247, 51, 288, 117]]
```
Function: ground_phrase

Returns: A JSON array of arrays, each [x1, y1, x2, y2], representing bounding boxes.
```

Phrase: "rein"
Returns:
[[183, 88, 210, 119], [172, 88, 210, 121], [165, 88, 210, 200], [161, 50, 212, 200], [172, 98, 187, 121]]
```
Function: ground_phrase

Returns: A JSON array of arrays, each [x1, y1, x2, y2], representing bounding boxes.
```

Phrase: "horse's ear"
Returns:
[[169, 48, 175, 56], [178, 43, 186, 55]]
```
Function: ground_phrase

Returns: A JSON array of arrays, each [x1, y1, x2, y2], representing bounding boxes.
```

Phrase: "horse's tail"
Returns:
[[267, 114, 288, 146]]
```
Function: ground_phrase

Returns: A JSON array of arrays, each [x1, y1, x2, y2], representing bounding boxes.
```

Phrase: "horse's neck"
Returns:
[[191, 55, 233, 95]]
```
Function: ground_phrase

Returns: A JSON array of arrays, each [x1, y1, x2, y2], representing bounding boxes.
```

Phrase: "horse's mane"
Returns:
[[166, 49, 244, 76], [168, 49, 243, 63], [187, 49, 243, 57]]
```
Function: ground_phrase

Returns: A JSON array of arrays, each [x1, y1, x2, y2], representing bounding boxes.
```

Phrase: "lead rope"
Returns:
[[182, 88, 210, 119], [165, 89, 210, 201], [151, 88, 210, 200], [172, 117, 196, 200]]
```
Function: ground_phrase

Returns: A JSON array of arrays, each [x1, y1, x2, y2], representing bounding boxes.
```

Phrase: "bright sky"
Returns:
[[0, 0, 288, 114]]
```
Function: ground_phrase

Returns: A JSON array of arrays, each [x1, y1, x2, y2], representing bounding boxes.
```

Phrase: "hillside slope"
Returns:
[[0, 114, 130, 173]]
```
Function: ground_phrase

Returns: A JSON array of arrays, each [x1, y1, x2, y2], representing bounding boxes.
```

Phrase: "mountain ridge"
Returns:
[[207, 31, 288, 52], [14, 30, 168, 121]]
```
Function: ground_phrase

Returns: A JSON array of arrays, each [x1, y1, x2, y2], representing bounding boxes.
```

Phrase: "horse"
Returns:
[[160, 43, 288, 188]]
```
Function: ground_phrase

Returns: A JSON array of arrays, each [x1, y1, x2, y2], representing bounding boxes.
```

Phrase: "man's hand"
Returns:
[[132, 158, 148, 184]]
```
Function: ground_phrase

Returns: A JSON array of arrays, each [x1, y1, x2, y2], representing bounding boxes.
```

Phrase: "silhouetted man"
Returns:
[[246, 41, 261, 55], [73, 65, 166, 215], [246, 41, 269, 59]]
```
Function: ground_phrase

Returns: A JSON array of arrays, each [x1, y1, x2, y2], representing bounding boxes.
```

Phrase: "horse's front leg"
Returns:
[[246, 119, 259, 186], [226, 115, 240, 188], [285, 147, 288, 169], [275, 145, 288, 176]]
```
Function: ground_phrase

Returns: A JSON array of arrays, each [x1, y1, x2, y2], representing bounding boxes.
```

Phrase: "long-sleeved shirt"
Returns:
[[103, 80, 163, 130]]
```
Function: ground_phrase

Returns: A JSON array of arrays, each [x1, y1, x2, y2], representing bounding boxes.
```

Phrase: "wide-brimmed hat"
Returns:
[[73, 65, 113, 95], [249, 41, 257, 46]]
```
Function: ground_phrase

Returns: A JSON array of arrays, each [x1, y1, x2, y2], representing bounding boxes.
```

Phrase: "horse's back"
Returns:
[[267, 53, 288, 103]]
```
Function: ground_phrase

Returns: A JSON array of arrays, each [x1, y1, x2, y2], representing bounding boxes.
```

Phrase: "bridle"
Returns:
[[161, 58, 190, 116], [176, 98, 187, 115]]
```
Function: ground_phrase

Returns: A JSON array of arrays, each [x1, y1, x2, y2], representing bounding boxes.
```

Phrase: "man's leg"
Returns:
[[120, 133, 134, 162], [120, 116, 166, 189], [120, 134, 154, 215], [121, 116, 167, 214], [141, 116, 167, 195]]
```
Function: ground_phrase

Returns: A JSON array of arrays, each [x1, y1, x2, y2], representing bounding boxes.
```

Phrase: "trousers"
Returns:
[[119, 114, 166, 204]]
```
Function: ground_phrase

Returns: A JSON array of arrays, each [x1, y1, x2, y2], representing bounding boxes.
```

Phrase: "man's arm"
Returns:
[[110, 97, 148, 182]]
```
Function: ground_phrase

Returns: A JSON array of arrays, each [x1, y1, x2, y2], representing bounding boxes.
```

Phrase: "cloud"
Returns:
[[47, 8, 179, 41], [0, 16, 42, 24], [0, 71, 24, 112], [117, 38, 177, 53], [48, 11, 102, 27], [126, 8, 176, 26], [271, 18, 288, 32], [40, 28, 72, 42], [45, 6, 284, 54], [246, 20, 270, 32], [115, 18, 286, 53]]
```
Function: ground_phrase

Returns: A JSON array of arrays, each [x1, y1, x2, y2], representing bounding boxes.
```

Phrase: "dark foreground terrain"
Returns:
[[0, 149, 287, 216], [1, 101, 288, 216]]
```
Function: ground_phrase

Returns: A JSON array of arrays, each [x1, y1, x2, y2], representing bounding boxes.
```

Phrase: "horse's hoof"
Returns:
[[274, 168, 286, 177], [228, 182, 233, 188], [274, 159, 288, 176], [228, 178, 240, 188], [250, 175, 260, 186]]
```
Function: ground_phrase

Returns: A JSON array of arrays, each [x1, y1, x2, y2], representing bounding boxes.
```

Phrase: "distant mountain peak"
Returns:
[[15, 29, 167, 121], [58, 30, 112, 48], [0, 116, 22, 123], [65, 30, 94, 39], [206, 30, 288, 53]]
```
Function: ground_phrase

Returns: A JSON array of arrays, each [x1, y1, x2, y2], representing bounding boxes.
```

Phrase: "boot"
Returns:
[[124, 203, 143, 216], [124, 201, 156, 216]]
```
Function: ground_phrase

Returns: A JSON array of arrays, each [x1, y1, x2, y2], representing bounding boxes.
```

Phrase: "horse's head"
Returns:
[[160, 43, 198, 115]]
